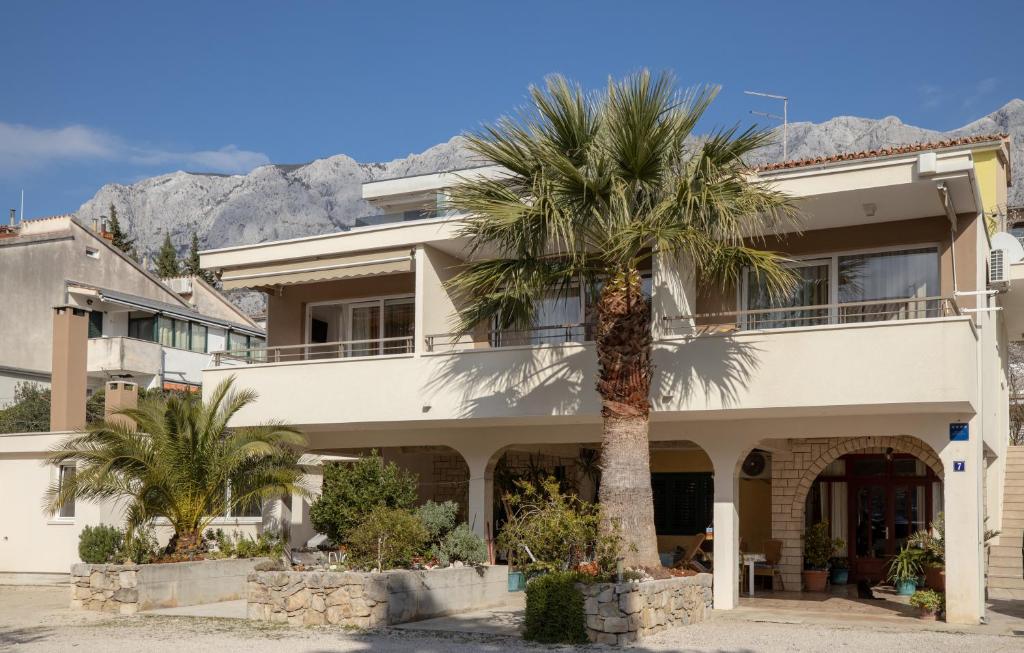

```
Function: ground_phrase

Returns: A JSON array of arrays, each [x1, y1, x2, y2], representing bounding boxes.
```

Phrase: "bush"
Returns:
[[121, 526, 158, 564], [203, 528, 284, 559], [434, 524, 488, 566], [78, 525, 123, 564], [523, 571, 588, 644], [309, 451, 419, 544], [497, 478, 621, 578], [803, 522, 844, 570], [416, 500, 458, 542], [348, 506, 428, 570], [909, 588, 944, 613]]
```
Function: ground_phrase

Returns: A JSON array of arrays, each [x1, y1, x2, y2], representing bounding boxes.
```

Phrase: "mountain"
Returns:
[[76, 100, 1024, 266]]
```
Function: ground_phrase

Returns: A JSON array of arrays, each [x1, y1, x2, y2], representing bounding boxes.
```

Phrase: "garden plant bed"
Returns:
[[246, 565, 509, 627], [71, 557, 269, 613], [579, 573, 713, 645]]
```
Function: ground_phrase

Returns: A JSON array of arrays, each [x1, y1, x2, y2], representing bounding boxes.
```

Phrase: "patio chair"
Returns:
[[753, 539, 785, 591], [673, 533, 707, 572]]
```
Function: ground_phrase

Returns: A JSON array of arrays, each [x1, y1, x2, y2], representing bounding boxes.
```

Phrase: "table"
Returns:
[[742, 553, 766, 596]]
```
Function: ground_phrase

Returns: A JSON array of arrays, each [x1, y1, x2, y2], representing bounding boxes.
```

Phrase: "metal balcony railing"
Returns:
[[211, 336, 414, 366], [661, 296, 960, 336], [425, 323, 595, 353]]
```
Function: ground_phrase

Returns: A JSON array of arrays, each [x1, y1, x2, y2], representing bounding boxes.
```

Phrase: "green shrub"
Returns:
[[523, 571, 588, 644], [203, 528, 283, 559], [434, 524, 488, 566], [909, 588, 944, 613], [78, 525, 123, 564], [309, 451, 419, 544], [121, 526, 158, 564], [348, 506, 428, 570], [497, 478, 621, 578], [416, 500, 458, 542], [803, 522, 844, 570]]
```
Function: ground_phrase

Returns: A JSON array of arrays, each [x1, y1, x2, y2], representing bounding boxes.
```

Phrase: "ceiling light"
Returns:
[[862, 203, 877, 217]]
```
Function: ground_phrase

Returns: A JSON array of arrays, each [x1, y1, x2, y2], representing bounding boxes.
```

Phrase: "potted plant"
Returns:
[[829, 556, 849, 585], [908, 514, 944, 591], [887, 546, 925, 595], [909, 589, 944, 620], [802, 522, 844, 592]]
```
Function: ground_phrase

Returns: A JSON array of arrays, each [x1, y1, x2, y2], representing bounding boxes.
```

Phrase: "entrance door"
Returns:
[[852, 484, 888, 581]]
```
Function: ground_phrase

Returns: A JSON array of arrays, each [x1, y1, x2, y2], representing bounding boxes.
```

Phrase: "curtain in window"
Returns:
[[190, 323, 207, 353], [348, 303, 381, 357], [838, 248, 939, 322], [831, 482, 848, 545], [58, 465, 76, 518], [383, 299, 414, 354], [747, 261, 830, 329], [157, 316, 175, 347], [174, 320, 189, 349], [496, 287, 583, 346]]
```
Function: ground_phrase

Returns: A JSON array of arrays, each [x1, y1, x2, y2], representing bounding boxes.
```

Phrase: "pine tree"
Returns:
[[185, 231, 216, 284], [156, 233, 181, 278], [105, 203, 137, 260]]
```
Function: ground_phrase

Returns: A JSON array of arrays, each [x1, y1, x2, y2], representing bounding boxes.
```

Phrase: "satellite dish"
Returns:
[[991, 232, 1024, 264], [742, 452, 767, 477]]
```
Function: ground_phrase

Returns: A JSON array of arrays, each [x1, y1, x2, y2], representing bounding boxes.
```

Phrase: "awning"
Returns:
[[220, 248, 414, 290], [81, 286, 265, 337]]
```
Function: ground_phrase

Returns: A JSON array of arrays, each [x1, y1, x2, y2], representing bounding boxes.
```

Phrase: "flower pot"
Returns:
[[508, 571, 526, 592], [830, 568, 849, 585], [925, 567, 945, 591], [895, 579, 917, 595], [917, 607, 938, 621], [802, 569, 829, 592]]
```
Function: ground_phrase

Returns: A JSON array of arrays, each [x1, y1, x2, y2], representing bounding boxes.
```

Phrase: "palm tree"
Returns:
[[446, 71, 797, 568], [44, 377, 308, 555]]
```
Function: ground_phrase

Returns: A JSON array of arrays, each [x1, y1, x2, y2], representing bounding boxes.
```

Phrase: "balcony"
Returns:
[[204, 297, 978, 428], [88, 336, 163, 377]]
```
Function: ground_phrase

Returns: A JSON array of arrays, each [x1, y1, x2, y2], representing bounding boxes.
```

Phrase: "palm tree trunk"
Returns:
[[594, 269, 661, 568]]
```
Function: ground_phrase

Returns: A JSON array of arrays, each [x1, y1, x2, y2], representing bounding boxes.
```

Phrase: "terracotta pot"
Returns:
[[802, 569, 829, 592], [925, 567, 945, 591], [918, 607, 938, 620]]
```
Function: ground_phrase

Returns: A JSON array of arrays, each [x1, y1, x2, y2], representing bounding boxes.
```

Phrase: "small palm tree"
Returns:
[[447, 71, 797, 567], [44, 377, 308, 555]]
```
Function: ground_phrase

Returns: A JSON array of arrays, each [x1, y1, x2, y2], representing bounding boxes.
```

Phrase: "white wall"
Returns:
[[162, 348, 212, 387]]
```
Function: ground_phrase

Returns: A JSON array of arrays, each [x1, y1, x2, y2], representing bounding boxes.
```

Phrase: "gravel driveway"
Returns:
[[1, 585, 1020, 652]]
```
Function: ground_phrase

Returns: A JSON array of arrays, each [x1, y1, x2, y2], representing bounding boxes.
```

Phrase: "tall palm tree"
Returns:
[[447, 71, 797, 567], [45, 377, 308, 554]]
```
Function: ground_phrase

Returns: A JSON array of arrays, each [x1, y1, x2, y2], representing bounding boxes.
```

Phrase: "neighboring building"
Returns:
[[200, 135, 1019, 624], [0, 216, 264, 404]]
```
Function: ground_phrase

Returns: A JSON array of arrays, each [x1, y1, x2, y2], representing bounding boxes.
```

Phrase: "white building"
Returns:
[[198, 135, 1020, 624]]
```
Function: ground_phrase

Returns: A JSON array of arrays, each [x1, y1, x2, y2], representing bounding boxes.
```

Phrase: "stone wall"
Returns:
[[770, 436, 943, 589], [71, 558, 268, 612], [578, 574, 713, 645], [70, 564, 140, 614], [248, 565, 509, 627]]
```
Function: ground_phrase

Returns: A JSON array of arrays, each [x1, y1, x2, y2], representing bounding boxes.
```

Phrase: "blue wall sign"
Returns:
[[949, 423, 969, 441], [953, 460, 966, 472]]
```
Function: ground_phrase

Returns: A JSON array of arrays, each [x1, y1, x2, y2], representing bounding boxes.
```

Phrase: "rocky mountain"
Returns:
[[76, 100, 1024, 266]]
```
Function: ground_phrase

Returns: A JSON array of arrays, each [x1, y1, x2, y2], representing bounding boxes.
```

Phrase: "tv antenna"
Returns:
[[745, 91, 789, 160]]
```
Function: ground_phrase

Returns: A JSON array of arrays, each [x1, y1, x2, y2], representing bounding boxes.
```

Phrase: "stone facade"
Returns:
[[769, 436, 943, 589], [247, 565, 509, 627], [70, 564, 141, 614], [578, 574, 713, 646]]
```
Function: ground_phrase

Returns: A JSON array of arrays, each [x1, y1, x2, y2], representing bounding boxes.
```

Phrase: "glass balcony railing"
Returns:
[[353, 209, 440, 228]]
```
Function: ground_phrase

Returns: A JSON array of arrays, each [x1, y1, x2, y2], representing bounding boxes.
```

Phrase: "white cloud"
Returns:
[[0, 121, 269, 176]]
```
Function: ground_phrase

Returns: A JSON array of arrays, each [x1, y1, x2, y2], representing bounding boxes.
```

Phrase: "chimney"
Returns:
[[50, 306, 89, 431], [8, 208, 14, 226], [104, 381, 138, 429]]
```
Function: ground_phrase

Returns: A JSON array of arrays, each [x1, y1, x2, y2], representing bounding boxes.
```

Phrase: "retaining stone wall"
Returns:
[[247, 565, 508, 627], [70, 564, 140, 614], [578, 573, 713, 645]]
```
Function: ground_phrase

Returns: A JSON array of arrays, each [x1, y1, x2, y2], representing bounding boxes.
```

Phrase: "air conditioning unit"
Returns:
[[989, 247, 1009, 288], [740, 451, 771, 480]]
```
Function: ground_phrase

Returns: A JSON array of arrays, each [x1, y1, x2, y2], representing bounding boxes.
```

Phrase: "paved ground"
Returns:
[[2, 585, 1023, 652]]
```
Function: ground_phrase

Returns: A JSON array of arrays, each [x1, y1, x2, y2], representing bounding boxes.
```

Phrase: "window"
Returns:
[[228, 331, 250, 352], [57, 464, 76, 518], [157, 316, 175, 347], [128, 315, 156, 341], [88, 311, 104, 338], [651, 472, 713, 536], [742, 246, 940, 328], [306, 296, 415, 358], [222, 484, 262, 519], [189, 323, 207, 353]]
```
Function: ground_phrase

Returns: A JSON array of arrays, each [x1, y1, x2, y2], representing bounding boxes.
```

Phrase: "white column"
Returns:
[[413, 245, 426, 356], [939, 418, 985, 624], [652, 249, 696, 337], [711, 455, 741, 610], [288, 469, 324, 548], [465, 456, 495, 543]]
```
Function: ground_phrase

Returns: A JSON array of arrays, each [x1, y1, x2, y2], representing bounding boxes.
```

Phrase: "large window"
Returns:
[[306, 296, 415, 358], [651, 472, 713, 536], [742, 246, 940, 328], [88, 311, 104, 338], [189, 323, 208, 353], [128, 314, 155, 341]]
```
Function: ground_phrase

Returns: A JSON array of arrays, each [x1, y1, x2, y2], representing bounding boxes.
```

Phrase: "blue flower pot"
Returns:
[[895, 579, 917, 596], [830, 568, 849, 585], [508, 571, 526, 592]]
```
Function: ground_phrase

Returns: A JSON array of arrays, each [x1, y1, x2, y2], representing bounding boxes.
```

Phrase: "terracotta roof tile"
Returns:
[[757, 133, 1009, 172]]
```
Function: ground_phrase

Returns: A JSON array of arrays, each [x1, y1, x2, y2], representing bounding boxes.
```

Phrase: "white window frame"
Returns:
[[305, 294, 415, 356], [738, 242, 942, 327], [48, 463, 77, 523]]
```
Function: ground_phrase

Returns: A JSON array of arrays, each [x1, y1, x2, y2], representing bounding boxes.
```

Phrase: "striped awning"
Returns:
[[220, 248, 414, 290]]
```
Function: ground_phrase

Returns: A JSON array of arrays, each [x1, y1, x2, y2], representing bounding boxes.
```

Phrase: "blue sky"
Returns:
[[2, 0, 1020, 218]]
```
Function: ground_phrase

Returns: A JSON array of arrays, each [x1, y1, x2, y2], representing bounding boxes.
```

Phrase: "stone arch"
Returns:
[[771, 435, 943, 590]]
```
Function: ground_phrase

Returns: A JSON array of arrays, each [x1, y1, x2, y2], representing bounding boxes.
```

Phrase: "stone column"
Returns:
[[936, 419, 985, 624], [50, 306, 89, 431]]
